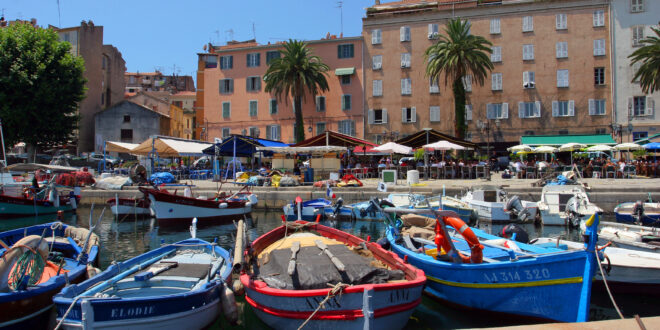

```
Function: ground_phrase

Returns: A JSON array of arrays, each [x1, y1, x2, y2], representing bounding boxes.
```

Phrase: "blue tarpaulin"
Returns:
[[202, 135, 288, 157], [150, 172, 176, 185]]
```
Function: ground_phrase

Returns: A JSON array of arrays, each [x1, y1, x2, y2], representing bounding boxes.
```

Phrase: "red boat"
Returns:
[[240, 220, 426, 329]]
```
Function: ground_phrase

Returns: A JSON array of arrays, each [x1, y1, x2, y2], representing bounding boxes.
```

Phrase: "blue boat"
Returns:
[[54, 224, 234, 329], [0, 222, 99, 328], [282, 198, 331, 221], [385, 209, 599, 323], [325, 193, 439, 220], [613, 201, 660, 227]]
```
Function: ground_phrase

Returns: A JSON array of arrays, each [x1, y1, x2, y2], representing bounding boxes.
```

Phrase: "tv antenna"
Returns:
[[225, 29, 234, 42], [56, 0, 61, 27], [252, 22, 256, 40], [336, 1, 343, 36], [213, 30, 220, 44]]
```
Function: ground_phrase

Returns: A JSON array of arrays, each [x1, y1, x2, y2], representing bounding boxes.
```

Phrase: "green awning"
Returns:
[[334, 67, 355, 76], [521, 134, 616, 146]]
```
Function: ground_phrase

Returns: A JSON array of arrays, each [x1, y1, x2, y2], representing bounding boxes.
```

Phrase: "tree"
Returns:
[[425, 19, 493, 139], [0, 22, 86, 159], [630, 25, 660, 94], [263, 39, 329, 143]]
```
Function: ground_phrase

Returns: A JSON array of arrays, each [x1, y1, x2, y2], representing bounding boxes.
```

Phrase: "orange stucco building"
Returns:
[[196, 36, 364, 143]]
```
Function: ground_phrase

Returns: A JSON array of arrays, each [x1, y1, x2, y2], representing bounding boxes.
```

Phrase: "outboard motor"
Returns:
[[379, 199, 396, 208], [501, 224, 530, 244], [565, 196, 584, 227], [332, 197, 344, 217], [632, 200, 645, 225], [504, 195, 532, 223]]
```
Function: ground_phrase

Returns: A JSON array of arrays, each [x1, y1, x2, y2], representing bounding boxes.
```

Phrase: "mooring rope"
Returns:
[[298, 282, 347, 330], [596, 251, 624, 319]]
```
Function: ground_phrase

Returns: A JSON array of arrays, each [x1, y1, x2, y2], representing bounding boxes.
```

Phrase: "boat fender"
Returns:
[[376, 237, 390, 250], [184, 187, 192, 198], [219, 203, 228, 209], [435, 217, 483, 264], [232, 279, 245, 296], [221, 282, 238, 325], [69, 191, 77, 209]]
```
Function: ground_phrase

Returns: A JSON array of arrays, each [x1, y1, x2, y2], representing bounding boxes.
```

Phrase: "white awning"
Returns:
[[131, 137, 213, 157], [257, 146, 347, 155], [105, 141, 139, 153]]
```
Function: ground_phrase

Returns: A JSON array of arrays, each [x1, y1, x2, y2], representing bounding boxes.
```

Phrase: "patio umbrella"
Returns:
[[585, 145, 613, 152], [614, 143, 643, 151], [644, 142, 660, 151], [532, 146, 558, 161], [507, 145, 532, 153], [422, 140, 465, 151], [373, 142, 413, 154], [559, 143, 587, 164]]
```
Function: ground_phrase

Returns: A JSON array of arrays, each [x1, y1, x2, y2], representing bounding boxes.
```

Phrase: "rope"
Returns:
[[49, 222, 63, 256], [596, 250, 624, 319], [298, 282, 347, 330], [8, 245, 45, 290], [54, 295, 103, 330]]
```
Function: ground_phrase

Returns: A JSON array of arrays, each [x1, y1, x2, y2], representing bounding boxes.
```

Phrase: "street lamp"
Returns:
[[478, 119, 500, 180]]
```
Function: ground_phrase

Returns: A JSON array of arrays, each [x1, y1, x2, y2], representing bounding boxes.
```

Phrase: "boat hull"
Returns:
[[107, 198, 151, 217], [464, 199, 537, 222], [0, 194, 78, 218], [614, 202, 660, 227]]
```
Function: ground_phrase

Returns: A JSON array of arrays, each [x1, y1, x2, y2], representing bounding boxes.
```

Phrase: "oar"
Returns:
[[77, 204, 104, 263], [315, 240, 345, 272], [287, 241, 300, 276]]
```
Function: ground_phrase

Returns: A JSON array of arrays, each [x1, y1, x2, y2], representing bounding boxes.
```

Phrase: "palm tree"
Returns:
[[425, 18, 493, 139], [264, 39, 330, 143], [630, 26, 660, 94]]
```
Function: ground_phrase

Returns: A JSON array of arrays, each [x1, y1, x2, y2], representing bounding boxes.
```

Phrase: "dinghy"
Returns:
[[461, 185, 537, 223], [107, 195, 152, 218], [0, 222, 99, 328], [614, 200, 660, 227], [537, 184, 602, 226], [282, 197, 331, 221], [587, 221, 660, 253], [240, 219, 425, 329]]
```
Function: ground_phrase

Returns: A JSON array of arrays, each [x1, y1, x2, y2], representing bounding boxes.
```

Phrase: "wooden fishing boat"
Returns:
[[240, 220, 426, 329], [282, 198, 331, 221], [0, 185, 79, 218], [440, 196, 478, 225], [0, 222, 99, 328], [384, 207, 599, 323], [107, 195, 152, 218], [54, 221, 235, 329], [587, 221, 660, 253], [139, 186, 256, 225], [532, 237, 660, 296]]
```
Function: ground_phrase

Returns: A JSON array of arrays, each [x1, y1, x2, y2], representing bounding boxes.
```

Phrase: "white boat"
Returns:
[[537, 184, 602, 226], [586, 221, 660, 253], [532, 237, 660, 295], [460, 185, 537, 222], [439, 196, 478, 225]]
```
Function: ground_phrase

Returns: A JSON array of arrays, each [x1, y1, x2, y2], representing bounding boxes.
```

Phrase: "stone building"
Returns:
[[94, 100, 170, 148], [125, 71, 195, 94], [196, 36, 364, 143], [363, 0, 612, 148]]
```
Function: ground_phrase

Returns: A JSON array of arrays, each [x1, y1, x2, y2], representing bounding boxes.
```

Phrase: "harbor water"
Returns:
[[2, 208, 656, 329]]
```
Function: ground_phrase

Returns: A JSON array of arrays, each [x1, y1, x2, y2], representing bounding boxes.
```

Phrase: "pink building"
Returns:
[[196, 36, 364, 143]]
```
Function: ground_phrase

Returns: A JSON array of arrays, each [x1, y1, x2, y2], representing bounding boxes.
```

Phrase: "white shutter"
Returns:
[[522, 71, 529, 88], [534, 101, 541, 117], [588, 99, 595, 115], [411, 107, 417, 122], [646, 97, 655, 116], [368, 109, 374, 124], [568, 100, 575, 116], [552, 101, 559, 117], [400, 26, 405, 41], [502, 103, 509, 119], [463, 75, 472, 92], [430, 106, 440, 122], [628, 97, 634, 117], [402, 107, 407, 122], [518, 102, 524, 118], [556, 43, 561, 58], [382, 109, 388, 123], [465, 105, 472, 121], [490, 18, 500, 34]]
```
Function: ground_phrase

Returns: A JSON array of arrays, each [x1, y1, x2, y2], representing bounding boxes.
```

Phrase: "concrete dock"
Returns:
[[481, 316, 659, 329]]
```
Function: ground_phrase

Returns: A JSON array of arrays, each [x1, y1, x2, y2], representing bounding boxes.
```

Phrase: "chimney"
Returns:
[[30, 18, 37, 26], [375, 0, 380, 4], [0, 17, 7, 27]]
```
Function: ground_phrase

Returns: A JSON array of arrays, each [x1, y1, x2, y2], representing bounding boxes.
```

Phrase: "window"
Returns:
[[429, 78, 439, 94], [463, 75, 472, 92], [595, 128, 607, 135], [518, 101, 541, 118], [248, 127, 259, 138], [557, 70, 569, 88], [633, 131, 648, 140], [632, 26, 644, 47], [631, 96, 654, 116], [220, 55, 233, 70], [428, 24, 439, 39], [401, 78, 412, 95], [337, 44, 354, 58], [368, 109, 388, 124], [269, 99, 278, 114], [219, 79, 234, 94], [523, 71, 535, 89], [120, 129, 133, 140], [316, 96, 326, 112], [222, 128, 231, 138], [372, 55, 382, 70], [338, 120, 356, 136], [316, 122, 326, 134], [465, 104, 473, 121], [400, 26, 411, 42], [204, 55, 217, 69], [589, 99, 606, 115], [373, 80, 383, 97], [556, 42, 568, 58], [552, 100, 575, 117], [593, 39, 606, 56], [556, 14, 567, 30], [401, 107, 416, 123], [341, 75, 351, 85], [101, 92, 105, 105], [487, 103, 508, 119], [372, 29, 382, 44], [266, 125, 281, 140], [631, 0, 644, 13], [593, 10, 605, 27], [341, 95, 351, 111], [491, 46, 502, 63], [401, 53, 411, 68], [222, 102, 231, 118], [491, 73, 503, 91], [523, 16, 533, 32], [429, 106, 441, 122], [247, 53, 260, 67], [523, 44, 534, 61], [559, 129, 569, 135], [266, 51, 280, 64], [490, 18, 501, 34], [246, 76, 261, 92], [123, 115, 131, 123], [524, 130, 535, 136], [594, 67, 605, 85], [129, 76, 136, 84], [249, 100, 258, 116]]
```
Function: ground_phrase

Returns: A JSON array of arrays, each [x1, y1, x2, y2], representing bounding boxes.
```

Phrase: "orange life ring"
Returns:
[[434, 216, 484, 264]]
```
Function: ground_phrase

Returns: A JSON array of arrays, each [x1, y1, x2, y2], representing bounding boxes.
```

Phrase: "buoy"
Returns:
[[221, 282, 238, 325], [232, 279, 245, 296]]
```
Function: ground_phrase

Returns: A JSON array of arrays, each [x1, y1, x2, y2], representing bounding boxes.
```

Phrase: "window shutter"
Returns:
[[518, 102, 524, 118], [246, 78, 250, 91], [229, 56, 233, 69], [411, 107, 416, 123], [372, 30, 377, 44], [486, 104, 494, 119], [229, 79, 234, 92], [628, 97, 634, 117], [257, 78, 261, 91], [502, 103, 509, 119], [400, 53, 405, 67], [266, 126, 271, 140], [593, 40, 598, 56], [316, 96, 321, 112], [368, 109, 374, 124], [465, 105, 472, 121], [276, 126, 281, 141], [428, 24, 433, 36], [534, 101, 541, 117], [552, 101, 559, 117], [529, 72, 535, 85], [382, 109, 388, 123], [256, 53, 260, 66], [593, 11, 598, 26], [568, 100, 575, 116], [646, 97, 655, 116], [522, 71, 529, 87], [341, 95, 346, 110], [402, 108, 407, 122], [400, 26, 405, 41], [588, 99, 595, 115]]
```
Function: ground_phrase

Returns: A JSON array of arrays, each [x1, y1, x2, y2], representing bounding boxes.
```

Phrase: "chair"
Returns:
[[443, 166, 455, 179], [592, 166, 602, 178], [525, 167, 537, 179], [475, 165, 486, 179], [604, 166, 616, 178], [461, 166, 471, 179], [624, 165, 636, 178]]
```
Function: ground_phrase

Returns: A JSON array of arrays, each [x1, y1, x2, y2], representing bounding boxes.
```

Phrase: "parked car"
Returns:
[[88, 153, 119, 166]]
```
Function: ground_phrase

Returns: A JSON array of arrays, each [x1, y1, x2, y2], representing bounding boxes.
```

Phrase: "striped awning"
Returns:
[[334, 67, 356, 76]]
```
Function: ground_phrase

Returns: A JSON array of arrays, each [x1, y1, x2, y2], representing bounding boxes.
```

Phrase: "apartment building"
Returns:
[[171, 91, 197, 140], [611, 0, 660, 142], [125, 71, 196, 95], [196, 36, 364, 143], [363, 0, 611, 147]]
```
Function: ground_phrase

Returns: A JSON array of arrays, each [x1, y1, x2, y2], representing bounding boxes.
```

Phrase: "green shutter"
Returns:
[[223, 102, 230, 118]]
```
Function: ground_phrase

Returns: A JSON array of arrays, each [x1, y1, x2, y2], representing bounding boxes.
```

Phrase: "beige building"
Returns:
[[363, 0, 612, 148], [124, 71, 195, 95], [171, 91, 197, 139]]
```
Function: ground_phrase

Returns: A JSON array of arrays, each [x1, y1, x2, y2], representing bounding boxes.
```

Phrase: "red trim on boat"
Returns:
[[139, 187, 247, 209]]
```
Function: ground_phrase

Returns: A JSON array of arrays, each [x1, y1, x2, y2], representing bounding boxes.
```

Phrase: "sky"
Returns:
[[3, 0, 374, 81]]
